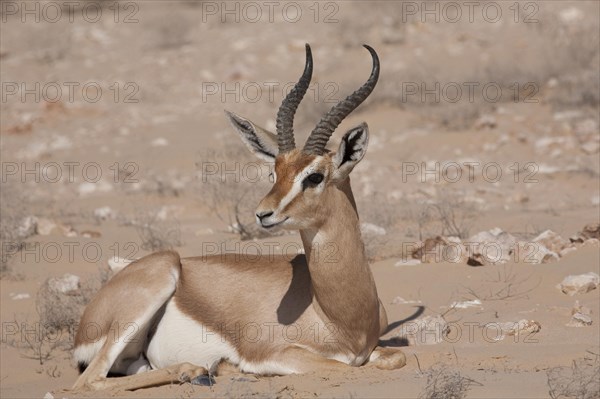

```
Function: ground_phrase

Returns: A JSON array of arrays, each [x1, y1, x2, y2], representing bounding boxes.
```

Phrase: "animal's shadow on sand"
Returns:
[[379, 306, 425, 347]]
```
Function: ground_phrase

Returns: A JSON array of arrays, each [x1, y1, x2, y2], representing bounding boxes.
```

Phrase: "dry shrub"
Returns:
[[5, 269, 108, 365], [419, 365, 480, 399], [126, 211, 182, 251], [196, 147, 281, 240], [547, 351, 600, 399], [405, 189, 479, 240], [0, 183, 29, 277]]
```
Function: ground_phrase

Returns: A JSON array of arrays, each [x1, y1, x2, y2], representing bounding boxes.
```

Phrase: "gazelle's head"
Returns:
[[226, 44, 379, 230]]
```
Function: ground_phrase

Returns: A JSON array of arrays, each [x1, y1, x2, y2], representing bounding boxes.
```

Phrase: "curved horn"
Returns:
[[303, 45, 379, 155], [276, 44, 313, 153]]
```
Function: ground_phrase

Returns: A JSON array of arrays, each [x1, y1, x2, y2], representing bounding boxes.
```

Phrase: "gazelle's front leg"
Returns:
[[267, 346, 352, 374], [71, 362, 209, 392]]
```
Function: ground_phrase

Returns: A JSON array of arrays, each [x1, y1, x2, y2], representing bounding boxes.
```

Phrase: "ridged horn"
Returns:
[[303, 45, 379, 155], [276, 44, 313, 153]]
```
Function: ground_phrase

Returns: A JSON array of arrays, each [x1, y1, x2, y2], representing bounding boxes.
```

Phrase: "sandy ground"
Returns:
[[1, 1, 599, 398]]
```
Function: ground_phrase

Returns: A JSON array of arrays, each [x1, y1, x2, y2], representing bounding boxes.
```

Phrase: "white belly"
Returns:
[[146, 300, 240, 372]]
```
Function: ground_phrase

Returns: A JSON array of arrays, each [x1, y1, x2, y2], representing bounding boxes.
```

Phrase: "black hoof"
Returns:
[[190, 374, 215, 386]]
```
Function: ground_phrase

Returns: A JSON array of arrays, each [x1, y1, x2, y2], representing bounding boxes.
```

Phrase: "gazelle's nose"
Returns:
[[256, 211, 274, 221]]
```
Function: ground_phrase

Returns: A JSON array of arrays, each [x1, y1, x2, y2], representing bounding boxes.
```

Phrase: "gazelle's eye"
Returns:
[[268, 172, 275, 183], [303, 173, 324, 190]]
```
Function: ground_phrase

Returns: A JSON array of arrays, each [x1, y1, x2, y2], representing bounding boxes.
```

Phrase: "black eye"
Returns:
[[303, 173, 324, 189]]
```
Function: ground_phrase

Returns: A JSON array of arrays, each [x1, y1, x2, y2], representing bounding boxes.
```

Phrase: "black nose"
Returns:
[[256, 211, 274, 220]]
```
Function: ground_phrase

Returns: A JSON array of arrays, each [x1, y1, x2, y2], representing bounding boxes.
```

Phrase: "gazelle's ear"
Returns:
[[332, 123, 369, 181], [225, 111, 278, 162]]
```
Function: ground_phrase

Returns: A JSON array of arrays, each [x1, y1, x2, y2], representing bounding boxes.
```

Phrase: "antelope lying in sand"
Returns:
[[72, 44, 406, 391]]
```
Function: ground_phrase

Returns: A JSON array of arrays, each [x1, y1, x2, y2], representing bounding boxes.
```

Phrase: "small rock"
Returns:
[[16, 216, 38, 238], [582, 238, 600, 247], [94, 206, 115, 220], [81, 230, 101, 238], [391, 296, 421, 305], [559, 246, 577, 257], [568, 312, 593, 327], [36, 218, 57, 235], [474, 115, 497, 130], [492, 319, 541, 341], [514, 241, 559, 264], [78, 181, 113, 196], [151, 137, 169, 147], [559, 7, 583, 24], [43, 392, 54, 399], [413, 236, 468, 264], [450, 299, 482, 309], [467, 228, 517, 265], [557, 272, 600, 296], [48, 273, 80, 295], [581, 141, 600, 154], [360, 223, 386, 236], [60, 225, 78, 237], [9, 293, 30, 300], [576, 223, 600, 241], [533, 230, 572, 253], [395, 315, 448, 345], [394, 258, 421, 267], [567, 301, 593, 327]]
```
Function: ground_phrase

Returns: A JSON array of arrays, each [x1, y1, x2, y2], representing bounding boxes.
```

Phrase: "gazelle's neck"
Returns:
[[300, 178, 380, 340]]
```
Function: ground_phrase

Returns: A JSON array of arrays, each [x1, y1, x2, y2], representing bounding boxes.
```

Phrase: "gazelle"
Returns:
[[71, 44, 406, 392]]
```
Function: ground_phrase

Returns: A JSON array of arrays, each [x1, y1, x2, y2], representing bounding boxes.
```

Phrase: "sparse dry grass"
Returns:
[[547, 351, 600, 399], [196, 147, 281, 241], [419, 365, 481, 399]]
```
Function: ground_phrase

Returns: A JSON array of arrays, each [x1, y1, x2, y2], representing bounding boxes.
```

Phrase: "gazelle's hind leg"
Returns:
[[72, 251, 182, 391]]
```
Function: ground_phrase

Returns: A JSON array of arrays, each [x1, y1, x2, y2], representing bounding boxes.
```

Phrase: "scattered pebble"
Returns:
[[94, 206, 115, 220], [360, 223, 386, 236], [151, 137, 169, 147], [36, 217, 57, 236], [9, 293, 30, 300], [451, 299, 482, 309], [48, 273, 80, 295], [492, 319, 541, 341], [557, 272, 599, 296], [391, 296, 422, 305], [567, 301, 593, 327], [16, 216, 38, 239], [394, 259, 421, 267]]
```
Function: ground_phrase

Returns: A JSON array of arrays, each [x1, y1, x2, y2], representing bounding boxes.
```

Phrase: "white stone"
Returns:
[[391, 296, 421, 305], [450, 299, 482, 309], [467, 228, 517, 265], [94, 206, 115, 220], [394, 259, 421, 266], [36, 218, 57, 235], [151, 138, 169, 147], [559, 7, 584, 24], [491, 319, 541, 341], [557, 272, 600, 296], [10, 293, 30, 300], [360, 223, 386, 236], [16, 216, 38, 238], [48, 273, 80, 294], [581, 141, 600, 154]]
